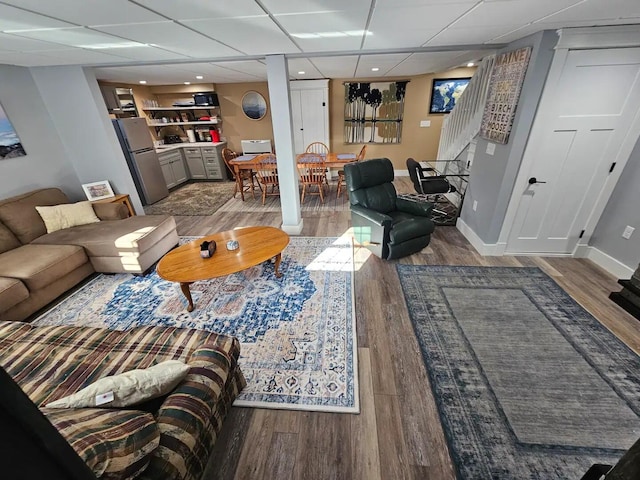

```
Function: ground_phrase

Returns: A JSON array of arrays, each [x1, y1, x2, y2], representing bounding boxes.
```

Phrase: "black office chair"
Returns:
[[405, 158, 459, 225]]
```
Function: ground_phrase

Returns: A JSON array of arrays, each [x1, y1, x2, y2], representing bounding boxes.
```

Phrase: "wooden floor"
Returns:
[[171, 178, 640, 480]]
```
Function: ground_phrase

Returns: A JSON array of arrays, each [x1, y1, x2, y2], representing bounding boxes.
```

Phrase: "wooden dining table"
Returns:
[[228, 152, 359, 201]]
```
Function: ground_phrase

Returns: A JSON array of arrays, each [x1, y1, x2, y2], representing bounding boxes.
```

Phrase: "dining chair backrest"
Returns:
[[305, 142, 329, 155], [253, 153, 278, 182], [221, 148, 238, 177], [297, 153, 326, 182], [357, 144, 367, 161]]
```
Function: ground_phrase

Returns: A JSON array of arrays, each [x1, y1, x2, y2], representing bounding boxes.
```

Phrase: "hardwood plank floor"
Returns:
[[176, 179, 640, 480]]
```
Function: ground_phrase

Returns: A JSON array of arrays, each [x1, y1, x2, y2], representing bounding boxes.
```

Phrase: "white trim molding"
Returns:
[[281, 219, 304, 235], [456, 218, 506, 256], [585, 247, 635, 280], [557, 25, 640, 50]]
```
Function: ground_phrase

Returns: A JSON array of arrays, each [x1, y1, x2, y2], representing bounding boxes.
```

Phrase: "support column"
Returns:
[[265, 55, 303, 235]]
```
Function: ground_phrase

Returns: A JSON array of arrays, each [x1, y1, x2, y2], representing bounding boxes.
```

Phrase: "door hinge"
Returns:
[[609, 162, 616, 173], [579, 229, 585, 239]]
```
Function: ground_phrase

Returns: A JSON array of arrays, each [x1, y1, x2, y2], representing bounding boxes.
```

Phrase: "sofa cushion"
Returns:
[[32, 215, 177, 258], [46, 360, 191, 408], [0, 222, 20, 254], [0, 244, 88, 291], [0, 276, 29, 314], [36, 201, 100, 233], [0, 188, 69, 244], [42, 407, 160, 480]]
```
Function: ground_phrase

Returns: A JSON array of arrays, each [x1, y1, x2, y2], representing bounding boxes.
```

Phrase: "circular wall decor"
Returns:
[[241, 91, 268, 120]]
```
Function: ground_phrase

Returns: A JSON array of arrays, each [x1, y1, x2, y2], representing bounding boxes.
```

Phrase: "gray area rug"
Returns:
[[143, 182, 236, 216], [397, 265, 640, 479]]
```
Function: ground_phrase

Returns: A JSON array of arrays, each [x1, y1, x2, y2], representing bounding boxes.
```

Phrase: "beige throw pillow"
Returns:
[[45, 360, 191, 408], [35, 201, 100, 233]]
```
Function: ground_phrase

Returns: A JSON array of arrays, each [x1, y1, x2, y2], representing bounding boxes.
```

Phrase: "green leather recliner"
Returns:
[[344, 158, 436, 260]]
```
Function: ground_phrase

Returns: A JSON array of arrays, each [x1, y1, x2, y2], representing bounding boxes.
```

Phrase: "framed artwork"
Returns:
[[429, 78, 471, 114], [241, 91, 268, 120], [82, 180, 114, 201], [344, 81, 409, 144], [480, 47, 532, 144], [0, 101, 26, 160]]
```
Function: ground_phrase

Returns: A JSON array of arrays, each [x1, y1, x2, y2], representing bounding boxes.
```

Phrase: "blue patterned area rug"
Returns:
[[34, 237, 358, 413], [397, 265, 640, 479]]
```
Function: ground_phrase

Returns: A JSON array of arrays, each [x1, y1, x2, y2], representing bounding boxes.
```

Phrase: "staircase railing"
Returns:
[[436, 55, 495, 163]]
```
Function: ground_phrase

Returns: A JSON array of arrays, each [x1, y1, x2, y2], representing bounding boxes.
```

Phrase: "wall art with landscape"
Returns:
[[344, 81, 408, 144], [0, 102, 26, 159]]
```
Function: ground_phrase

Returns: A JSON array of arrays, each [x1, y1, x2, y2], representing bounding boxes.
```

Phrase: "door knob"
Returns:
[[528, 177, 547, 185]]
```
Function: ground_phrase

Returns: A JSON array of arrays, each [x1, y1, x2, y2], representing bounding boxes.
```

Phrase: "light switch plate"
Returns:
[[622, 226, 635, 239], [420, 120, 431, 127], [486, 143, 496, 155]]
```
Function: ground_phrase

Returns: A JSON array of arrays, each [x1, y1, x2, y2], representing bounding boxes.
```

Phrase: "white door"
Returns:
[[290, 81, 329, 154], [506, 47, 640, 254]]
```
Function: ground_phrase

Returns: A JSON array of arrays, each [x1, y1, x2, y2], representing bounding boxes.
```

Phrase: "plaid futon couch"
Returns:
[[0, 322, 246, 480]]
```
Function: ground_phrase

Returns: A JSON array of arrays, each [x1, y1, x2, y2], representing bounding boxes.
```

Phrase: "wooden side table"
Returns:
[[92, 194, 136, 217]]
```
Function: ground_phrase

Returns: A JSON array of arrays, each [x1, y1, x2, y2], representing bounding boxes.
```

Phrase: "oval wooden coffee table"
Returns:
[[157, 226, 290, 312]]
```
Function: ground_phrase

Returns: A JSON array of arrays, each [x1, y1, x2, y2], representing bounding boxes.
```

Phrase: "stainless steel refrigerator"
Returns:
[[113, 117, 168, 205]]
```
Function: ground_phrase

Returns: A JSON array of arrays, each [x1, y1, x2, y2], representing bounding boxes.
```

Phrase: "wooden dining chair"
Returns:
[[221, 147, 259, 199], [337, 145, 366, 198], [253, 153, 279, 205], [305, 142, 329, 155], [297, 152, 327, 203]]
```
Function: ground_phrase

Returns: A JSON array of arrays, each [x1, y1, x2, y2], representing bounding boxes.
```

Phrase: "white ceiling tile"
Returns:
[[7, 28, 145, 49], [274, 10, 369, 37], [427, 25, 522, 46], [535, 0, 640, 23], [287, 58, 324, 79], [363, 29, 443, 49], [0, 50, 53, 66], [261, 0, 371, 15], [309, 56, 360, 78], [451, 0, 586, 28], [0, 3, 74, 31], [0, 33, 74, 51], [0, 0, 164, 26], [27, 48, 132, 65], [103, 46, 192, 62], [370, 3, 477, 32], [94, 22, 243, 58], [183, 17, 300, 55], [134, 0, 266, 20]]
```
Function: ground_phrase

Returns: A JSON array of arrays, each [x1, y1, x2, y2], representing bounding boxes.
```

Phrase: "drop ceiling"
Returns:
[[0, 0, 637, 84]]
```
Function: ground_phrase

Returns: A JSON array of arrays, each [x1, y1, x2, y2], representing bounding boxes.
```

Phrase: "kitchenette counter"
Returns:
[[155, 141, 226, 153]]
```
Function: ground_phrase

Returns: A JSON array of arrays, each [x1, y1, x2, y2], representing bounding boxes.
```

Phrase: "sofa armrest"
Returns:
[[351, 204, 393, 227], [396, 197, 434, 217], [141, 337, 244, 480], [92, 203, 129, 220]]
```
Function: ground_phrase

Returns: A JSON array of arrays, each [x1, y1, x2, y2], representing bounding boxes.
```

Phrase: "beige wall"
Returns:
[[216, 82, 274, 153], [329, 67, 476, 170]]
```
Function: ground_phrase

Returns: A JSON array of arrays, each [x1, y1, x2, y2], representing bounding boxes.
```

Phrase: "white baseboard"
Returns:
[[585, 246, 634, 279], [456, 218, 506, 256]]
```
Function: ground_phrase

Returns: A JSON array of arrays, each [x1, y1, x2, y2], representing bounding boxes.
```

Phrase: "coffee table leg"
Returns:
[[180, 282, 195, 312], [274, 253, 283, 278]]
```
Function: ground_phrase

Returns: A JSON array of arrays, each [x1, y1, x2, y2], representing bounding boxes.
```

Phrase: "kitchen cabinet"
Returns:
[[158, 149, 187, 189], [290, 80, 330, 154], [100, 86, 138, 117], [183, 147, 207, 179], [200, 143, 226, 180]]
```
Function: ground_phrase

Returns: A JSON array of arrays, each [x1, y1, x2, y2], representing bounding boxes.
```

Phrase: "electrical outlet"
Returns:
[[473, 200, 478, 211], [622, 226, 635, 239]]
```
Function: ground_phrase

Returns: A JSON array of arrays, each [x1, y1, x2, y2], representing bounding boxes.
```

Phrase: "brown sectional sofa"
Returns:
[[0, 188, 179, 321]]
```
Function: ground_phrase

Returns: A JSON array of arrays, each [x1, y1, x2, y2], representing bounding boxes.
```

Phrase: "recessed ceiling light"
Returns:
[[371, 67, 379, 72], [139, 80, 147, 84], [298, 71, 306, 75], [184, 82, 191, 85], [467, 62, 475, 67], [196, 75, 203, 80]]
